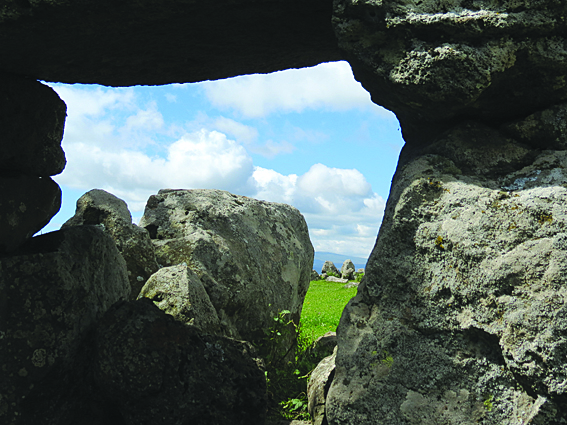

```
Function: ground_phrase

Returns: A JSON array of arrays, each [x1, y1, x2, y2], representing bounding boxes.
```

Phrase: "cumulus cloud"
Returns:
[[250, 164, 385, 258], [58, 130, 254, 211], [201, 61, 375, 118]]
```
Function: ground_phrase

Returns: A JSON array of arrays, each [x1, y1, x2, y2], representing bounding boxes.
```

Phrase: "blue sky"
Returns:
[[44, 61, 404, 258]]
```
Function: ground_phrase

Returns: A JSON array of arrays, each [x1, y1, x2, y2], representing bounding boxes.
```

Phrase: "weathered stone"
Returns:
[[333, 0, 567, 142], [312, 331, 337, 359], [327, 132, 567, 423], [139, 189, 313, 345], [138, 264, 222, 335], [340, 259, 355, 280], [0, 75, 66, 176], [0, 0, 340, 86], [62, 189, 159, 298], [343, 282, 359, 289], [308, 347, 336, 425], [312, 269, 321, 281], [93, 299, 267, 425], [325, 276, 347, 283], [0, 226, 130, 424], [0, 175, 61, 252], [321, 260, 339, 276]]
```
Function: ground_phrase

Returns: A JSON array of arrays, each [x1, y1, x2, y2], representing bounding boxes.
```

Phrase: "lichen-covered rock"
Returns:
[[0, 175, 61, 252], [340, 259, 355, 280], [139, 189, 313, 345], [327, 128, 567, 423], [0, 226, 130, 424], [308, 347, 337, 425], [62, 189, 159, 298], [322, 260, 339, 276], [333, 0, 567, 141], [138, 263, 222, 335], [0, 75, 66, 176], [93, 299, 267, 425]]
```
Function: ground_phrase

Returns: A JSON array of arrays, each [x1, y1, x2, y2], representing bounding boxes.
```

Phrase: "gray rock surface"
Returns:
[[321, 260, 339, 277], [0, 226, 130, 424], [62, 189, 159, 298], [93, 299, 267, 425], [308, 347, 337, 425], [139, 189, 314, 345], [327, 131, 567, 423], [340, 259, 355, 280], [0, 175, 61, 253], [138, 264, 222, 335]]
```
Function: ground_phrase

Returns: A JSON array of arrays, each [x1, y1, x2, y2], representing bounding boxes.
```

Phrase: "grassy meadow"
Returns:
[[300, 280, 358, 344]]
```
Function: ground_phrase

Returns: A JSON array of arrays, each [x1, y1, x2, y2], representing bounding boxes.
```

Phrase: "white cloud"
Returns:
[[124, 101, 164, 131], [250, 164, 385, 258], [201, 61, 375, 118], [213, 117, 259, 144], [56, 130, 254, 211]]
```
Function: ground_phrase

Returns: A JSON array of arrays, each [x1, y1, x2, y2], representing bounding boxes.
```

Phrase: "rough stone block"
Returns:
[[0, 226, 130, 424], [93, 299, 267, 425], [0, 75, 66, 176], [0, 175, 61, 253]]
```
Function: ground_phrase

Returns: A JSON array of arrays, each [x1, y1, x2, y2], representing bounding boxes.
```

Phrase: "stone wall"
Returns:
[[2, 0, 567, 423]]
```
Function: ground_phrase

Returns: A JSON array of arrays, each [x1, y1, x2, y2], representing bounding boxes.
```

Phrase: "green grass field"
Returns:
[[299, 280, 358, 344]]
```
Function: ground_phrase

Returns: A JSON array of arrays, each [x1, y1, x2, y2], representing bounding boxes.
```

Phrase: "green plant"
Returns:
[[354, 272, 364, 283], [326, 270, 339, 278], [258, 281, 358, 421]]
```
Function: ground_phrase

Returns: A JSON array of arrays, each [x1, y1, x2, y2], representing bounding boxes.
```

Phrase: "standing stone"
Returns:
[[327, 126, 567, 423], [321, 261, 339, 277], [138, 263, 222, 335], [139, 189, 313, 346], [93, 299, 267, 425], [340, 259, 355, 280], [311, 269, 320, 281], [0, 76, 67, 253], [0, 226, 130, 424], [62, 189, 159, 298]]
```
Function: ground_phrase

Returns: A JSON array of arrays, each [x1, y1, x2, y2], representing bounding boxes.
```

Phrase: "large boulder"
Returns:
[[332, 0, 567, 142], [0, 226, 130, 424], [139, 189, 314, 344], [327, 115, 567, 423], [0, 76, 66, 253], [93, 299, 267, 425], [340, 259, 355, 280], [62, 189, 159, 298], [0, 75, 66, 176], [0, 175, 61, 252], [138, 263, 222, 336], [321, 260, 339, 276], [0, 0, 340, 86]]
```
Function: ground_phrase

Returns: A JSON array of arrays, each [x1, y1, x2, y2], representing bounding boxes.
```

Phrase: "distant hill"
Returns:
[[313, 251, 368, 273]]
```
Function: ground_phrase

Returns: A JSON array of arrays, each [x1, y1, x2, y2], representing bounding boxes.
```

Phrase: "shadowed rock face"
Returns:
[[333, 0, 567, 142], [0, 0, 341, 86]]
